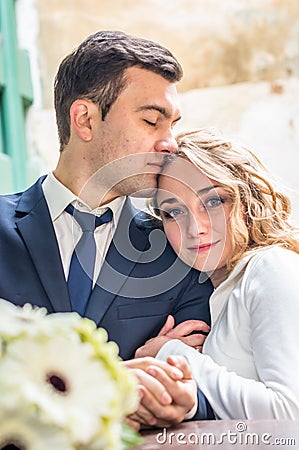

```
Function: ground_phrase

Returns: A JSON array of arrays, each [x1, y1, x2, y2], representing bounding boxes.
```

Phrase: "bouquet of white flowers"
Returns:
[[0, 299, 141, 450]]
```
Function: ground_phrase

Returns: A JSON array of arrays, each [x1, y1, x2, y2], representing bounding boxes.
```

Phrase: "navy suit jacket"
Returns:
[[0, 177, 213, 360]]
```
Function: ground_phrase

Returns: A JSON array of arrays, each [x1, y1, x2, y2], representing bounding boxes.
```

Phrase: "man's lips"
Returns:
[[187, 240, 220, 253], [147, 162, 163, 171]]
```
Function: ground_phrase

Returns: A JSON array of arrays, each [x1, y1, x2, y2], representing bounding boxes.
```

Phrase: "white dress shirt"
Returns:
[[42, 172, 125, 285], [157, 246, 299, 419]]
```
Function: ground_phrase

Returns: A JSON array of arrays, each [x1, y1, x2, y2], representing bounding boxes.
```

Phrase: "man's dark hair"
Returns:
[[54, 30, 183, 150]]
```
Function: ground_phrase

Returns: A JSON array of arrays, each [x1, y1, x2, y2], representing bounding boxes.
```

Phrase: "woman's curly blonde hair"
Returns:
[[152, 128, 299, 269]]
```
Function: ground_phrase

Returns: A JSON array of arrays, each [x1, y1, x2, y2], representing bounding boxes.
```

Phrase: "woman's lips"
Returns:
[[188, 240, 220, 253]]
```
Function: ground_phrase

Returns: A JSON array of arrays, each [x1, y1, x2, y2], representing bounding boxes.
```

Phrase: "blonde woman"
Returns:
[[137, 128, 299, 419]]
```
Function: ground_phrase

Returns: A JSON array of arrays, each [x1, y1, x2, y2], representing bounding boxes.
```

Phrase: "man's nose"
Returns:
[[155, 132, 178, 154]]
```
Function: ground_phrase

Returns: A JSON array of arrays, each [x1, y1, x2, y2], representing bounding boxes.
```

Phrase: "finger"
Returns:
[[140, 383, 183, 423], [133, 368, 173, 405], [167, 355, 193, 379], [146, 365, 195, 407], [130, 406, 182, 429], [180, 333, 207, 348], [124, 416, 141, 431], [158, 315, 175, 336], [135, 336, 170, 358], [142, 366, 197, 425], [123, 357, 184, 380], [152, 411, 188, 428], [166, 320, 210, 338], [140, 382, 190, 425], [128, 400, 158, 427], [137, 382, 177, 424], [167, 320, 210, 337], [126, 369, 174, 426]]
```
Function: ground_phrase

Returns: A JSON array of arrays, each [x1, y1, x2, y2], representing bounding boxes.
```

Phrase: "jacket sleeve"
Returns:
[[172, 268, 213, 327]]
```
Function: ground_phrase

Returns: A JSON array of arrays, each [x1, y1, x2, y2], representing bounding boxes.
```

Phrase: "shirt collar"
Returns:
[[42, 172, 126, 226]]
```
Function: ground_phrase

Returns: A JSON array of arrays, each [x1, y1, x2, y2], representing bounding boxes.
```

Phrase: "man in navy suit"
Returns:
[[0, 31, 213, 427]]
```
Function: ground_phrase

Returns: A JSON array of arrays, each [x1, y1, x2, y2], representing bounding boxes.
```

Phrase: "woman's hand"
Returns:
[[135, 315, 210, 358], [124, 355, 197, 429]]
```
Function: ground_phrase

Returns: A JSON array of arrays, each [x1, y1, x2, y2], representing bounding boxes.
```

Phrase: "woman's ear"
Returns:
[[69, 99, 95, 142]]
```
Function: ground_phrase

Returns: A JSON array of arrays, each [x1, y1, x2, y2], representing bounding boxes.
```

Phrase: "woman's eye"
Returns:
[[162, 208, 183, 219], [205, 196, 223, 208]]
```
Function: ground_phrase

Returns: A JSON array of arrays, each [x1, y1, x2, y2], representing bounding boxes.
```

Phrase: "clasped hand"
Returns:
[[123, 355, 197, 430], [124, 316, 210, 430]]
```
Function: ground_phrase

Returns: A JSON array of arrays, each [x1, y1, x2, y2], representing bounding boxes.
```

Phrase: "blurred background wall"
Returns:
[[10, 0, 299, 219]]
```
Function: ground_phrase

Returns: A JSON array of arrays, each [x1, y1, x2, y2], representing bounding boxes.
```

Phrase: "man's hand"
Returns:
[[123, 356, 197, 430], [135, 315, 210, 358]]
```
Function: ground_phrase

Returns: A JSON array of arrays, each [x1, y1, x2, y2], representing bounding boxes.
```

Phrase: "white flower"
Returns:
[[75, 318, 139, 419], [0, 299, 48, 340], [0, 299, 83, 343], [0, 409, 72, 450], [45, 310, 83, 331], [0, 335, 117, 444], [0, 300, 140, 449], [80, 421, 122, 450]]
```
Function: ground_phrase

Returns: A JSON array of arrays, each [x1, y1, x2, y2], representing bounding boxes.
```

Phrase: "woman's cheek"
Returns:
[[164, 222, 183, 254]]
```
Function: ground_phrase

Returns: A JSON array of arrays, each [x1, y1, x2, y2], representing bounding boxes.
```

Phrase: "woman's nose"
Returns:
[[187, 211, 210, 237]]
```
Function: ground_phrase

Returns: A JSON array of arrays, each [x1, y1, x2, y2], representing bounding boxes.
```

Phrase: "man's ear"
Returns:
[[70, 99, 96, 142]]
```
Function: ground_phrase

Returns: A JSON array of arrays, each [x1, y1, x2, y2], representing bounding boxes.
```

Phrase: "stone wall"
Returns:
[[35, 0, 299, 105], [24, 0, 299, 218]]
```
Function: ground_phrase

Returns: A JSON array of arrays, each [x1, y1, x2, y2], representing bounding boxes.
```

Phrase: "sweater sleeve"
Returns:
[[157, 248, 299, 419]]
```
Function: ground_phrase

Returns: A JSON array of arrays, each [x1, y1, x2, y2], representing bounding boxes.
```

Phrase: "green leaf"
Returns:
[[121, 422, 143, 449]]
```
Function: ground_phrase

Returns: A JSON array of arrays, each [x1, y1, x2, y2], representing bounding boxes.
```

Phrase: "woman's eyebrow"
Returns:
[[158, 197, 178, 208], [197, 185, 220, 195], [158, 185, 221, 208]]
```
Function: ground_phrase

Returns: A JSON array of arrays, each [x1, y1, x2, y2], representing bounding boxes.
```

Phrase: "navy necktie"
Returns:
[[65, 204, 113, 315]]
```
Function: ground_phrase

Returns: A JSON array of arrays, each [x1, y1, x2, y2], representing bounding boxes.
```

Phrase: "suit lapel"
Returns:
[[85, 198, 149, 323], [15, 177, 71, 312]]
